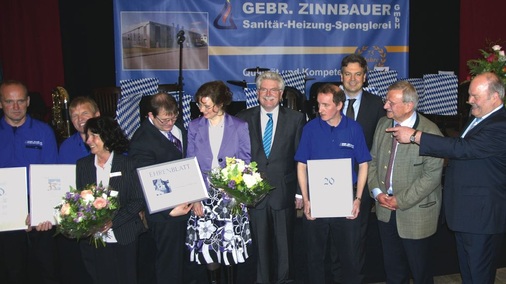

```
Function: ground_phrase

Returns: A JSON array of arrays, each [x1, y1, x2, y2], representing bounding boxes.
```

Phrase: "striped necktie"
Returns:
[[167, 131, 182, 152], [263, 113, 273, 157]]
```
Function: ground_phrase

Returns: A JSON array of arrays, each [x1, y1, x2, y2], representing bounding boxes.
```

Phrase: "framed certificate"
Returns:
[[307, 158, 353, 218], [136, 157, 209, 214], [0, 167, 28, 232], [30, 164, 76, 225]]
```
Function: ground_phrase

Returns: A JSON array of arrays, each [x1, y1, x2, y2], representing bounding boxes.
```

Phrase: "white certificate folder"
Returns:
[[307, 158, 353, 218], [136, 157, 209, 214], [30, 164, 76, 225], [0, 167, 28, 232]]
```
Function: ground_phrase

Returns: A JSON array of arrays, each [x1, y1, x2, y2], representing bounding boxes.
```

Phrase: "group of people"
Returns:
[[1, 53, 506, 284]]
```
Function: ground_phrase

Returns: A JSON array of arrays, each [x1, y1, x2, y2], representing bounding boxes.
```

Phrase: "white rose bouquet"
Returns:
[[208, 157, 274, 215]]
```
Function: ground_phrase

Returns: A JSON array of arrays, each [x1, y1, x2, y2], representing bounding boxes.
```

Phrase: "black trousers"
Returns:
[[80, 239, 138, 284], [249, 204, 295, 283], [303, 216, 362, 284], [377, 211, 434, 284], [455, 231, 504, 284]]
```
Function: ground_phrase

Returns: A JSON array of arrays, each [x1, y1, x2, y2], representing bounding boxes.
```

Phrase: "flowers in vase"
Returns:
[[467, 44, 506, 86], [54, 183, 118, 247]]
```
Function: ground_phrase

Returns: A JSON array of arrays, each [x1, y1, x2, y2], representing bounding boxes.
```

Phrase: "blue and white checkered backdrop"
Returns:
[[421, 74, 458, 115], [169, 91, 192, 129], [245, 88, 259, 109], [117, 78, 159, 139], [367, 70, 399, 100]]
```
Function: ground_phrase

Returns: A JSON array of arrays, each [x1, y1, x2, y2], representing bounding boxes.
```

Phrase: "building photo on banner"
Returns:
[[113, 0, 409, 100]]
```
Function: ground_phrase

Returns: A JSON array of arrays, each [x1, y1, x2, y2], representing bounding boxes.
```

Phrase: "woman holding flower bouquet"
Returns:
[[185, 80, 252, 284], [76, 116, 145, 284]]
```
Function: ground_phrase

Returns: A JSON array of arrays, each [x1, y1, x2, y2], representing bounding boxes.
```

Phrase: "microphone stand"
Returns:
[[177, 30, 185, 113]]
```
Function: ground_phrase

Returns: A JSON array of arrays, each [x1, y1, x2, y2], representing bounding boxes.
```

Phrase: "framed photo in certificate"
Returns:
[[0, 167, 28, 232], [136, 157, 209, 214], [307, 158, 353, 218], [30, 164, 76, 225]]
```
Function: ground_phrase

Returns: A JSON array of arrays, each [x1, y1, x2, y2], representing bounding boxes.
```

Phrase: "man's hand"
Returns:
[[303, 200, 315, 220], [170, 203, 194, 217], [386, 125, 416, 144], [377, 193, 397, 211], [295, 196, 303, 209]]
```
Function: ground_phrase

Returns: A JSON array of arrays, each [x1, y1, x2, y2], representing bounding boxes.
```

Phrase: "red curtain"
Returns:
[[459, 0, 506, 82], [0, 0, 64, 108]]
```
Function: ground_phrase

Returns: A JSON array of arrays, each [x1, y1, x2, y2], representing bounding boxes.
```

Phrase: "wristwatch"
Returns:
[[410, 130, 419, 144]]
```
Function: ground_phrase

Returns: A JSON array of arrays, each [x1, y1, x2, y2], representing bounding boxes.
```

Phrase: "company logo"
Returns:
[[213, 0, 237, 30], [356, 46, 387, 68]]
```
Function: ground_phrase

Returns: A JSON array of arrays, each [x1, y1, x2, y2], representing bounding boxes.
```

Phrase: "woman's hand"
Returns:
[[192, 201, 204, 217]]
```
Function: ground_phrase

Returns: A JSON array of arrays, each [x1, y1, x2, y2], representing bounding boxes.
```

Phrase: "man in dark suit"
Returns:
[[129, 93, 197, 284], [390, 72, 506, 283], [236, 71, 306, 284], [332, 54, 385, 282]]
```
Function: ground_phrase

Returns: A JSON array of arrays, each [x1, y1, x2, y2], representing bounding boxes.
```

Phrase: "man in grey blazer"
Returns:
[[390, 72, 506, 284], [236, 71, 305, 284], [368, 81, 443, 283]]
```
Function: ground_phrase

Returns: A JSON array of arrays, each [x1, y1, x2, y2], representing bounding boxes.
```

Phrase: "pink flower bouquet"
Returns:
[[54, 183, 118, 247]]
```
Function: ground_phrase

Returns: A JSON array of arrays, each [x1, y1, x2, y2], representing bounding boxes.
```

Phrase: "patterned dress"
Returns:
[[185, 114, 252, 265], [186, 185, 251, 265]]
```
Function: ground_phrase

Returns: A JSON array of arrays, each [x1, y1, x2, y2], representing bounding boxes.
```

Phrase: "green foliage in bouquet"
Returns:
[[208, 157, 274, 215], [54, 183, 119, 247], [467, 44, 506, 89]]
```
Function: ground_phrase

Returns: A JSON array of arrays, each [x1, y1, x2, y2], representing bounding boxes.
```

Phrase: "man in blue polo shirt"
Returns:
[[57, 96, 100, 283], [295, 83, 371, 284], [58, 96, 100, 164], [0, 80, 59, 283]]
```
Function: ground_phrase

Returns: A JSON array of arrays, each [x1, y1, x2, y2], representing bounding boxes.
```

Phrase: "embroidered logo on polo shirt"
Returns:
[[339, 143, 354, 149], [25, 140, 43, 149]]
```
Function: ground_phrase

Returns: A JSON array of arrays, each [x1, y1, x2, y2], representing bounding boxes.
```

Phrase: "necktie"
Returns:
[[263, 113, 273, 157], [385, 123, 399, 192], [346, 99, 356, 120], [461, 117, 482, 138], [167, 131, 182, 152]]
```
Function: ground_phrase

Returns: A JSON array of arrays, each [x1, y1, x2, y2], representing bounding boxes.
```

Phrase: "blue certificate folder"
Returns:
[[136, 157, 209, 214], [307, 158, 353, 218]]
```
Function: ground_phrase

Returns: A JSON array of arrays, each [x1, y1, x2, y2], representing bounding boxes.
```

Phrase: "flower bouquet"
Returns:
[[467, 44, 506, 87], [208, 157, 274, 215], [54, 183, 119, 247]]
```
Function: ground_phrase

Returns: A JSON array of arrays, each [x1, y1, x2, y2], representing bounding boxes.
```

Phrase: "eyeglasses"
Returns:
[[196, 103, 215, 110], [383, 99, 405, 106], [258, 88, 282, 95], [155, 115, 178, 124]]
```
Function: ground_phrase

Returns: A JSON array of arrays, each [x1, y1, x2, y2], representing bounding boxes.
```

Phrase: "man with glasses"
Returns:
[[129, 92, 200, 284], [368, 81, 443, 283], [237, 71, 306, 284]]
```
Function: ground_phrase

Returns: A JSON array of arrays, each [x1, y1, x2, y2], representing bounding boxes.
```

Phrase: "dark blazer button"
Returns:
[[218, 158, 223, 163]]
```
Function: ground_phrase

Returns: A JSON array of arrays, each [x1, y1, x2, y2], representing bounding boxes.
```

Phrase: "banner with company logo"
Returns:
[[113, 0, 409, 100]]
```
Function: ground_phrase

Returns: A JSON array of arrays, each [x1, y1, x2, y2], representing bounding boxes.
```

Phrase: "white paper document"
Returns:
[[137, 157, 209, 214], [307, 158, 354, 218], [0, 167, 28, 232], [30, 164, 76, 225]]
